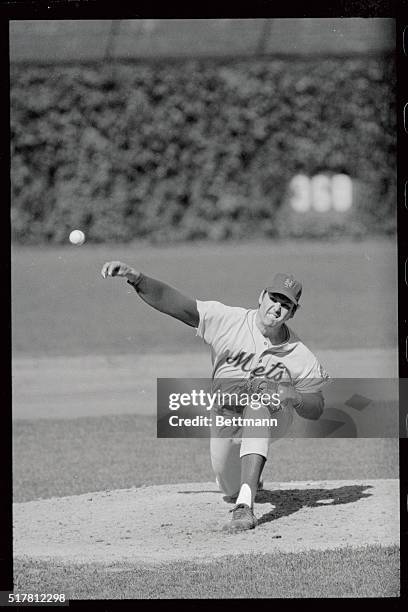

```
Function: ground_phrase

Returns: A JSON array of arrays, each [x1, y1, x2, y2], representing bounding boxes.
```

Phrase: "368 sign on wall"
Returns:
[[289, 174, 353, 213]]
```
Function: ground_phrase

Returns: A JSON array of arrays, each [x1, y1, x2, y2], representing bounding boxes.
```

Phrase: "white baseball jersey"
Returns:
[[196, 300, 330, 394]]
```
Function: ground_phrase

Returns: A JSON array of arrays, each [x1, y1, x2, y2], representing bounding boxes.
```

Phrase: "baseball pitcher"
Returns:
[[101, 261, 329, 532]]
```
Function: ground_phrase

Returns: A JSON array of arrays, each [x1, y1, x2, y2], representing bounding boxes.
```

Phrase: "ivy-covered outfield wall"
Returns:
[[10, 56, 396, 244]]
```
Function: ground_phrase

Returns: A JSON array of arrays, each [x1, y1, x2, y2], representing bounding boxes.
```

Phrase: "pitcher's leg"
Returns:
[[223, 405, 271, 532], [235, 436, 270, 507], [210, 435, 241, 497], [238, 403, 271, 504]]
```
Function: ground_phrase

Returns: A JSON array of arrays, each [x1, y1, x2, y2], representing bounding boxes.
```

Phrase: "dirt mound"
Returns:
[[14, 479, 398, 564]]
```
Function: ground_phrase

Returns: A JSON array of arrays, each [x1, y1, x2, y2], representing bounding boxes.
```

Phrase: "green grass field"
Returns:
[[14, 546, 399, 599], [11, 239, 399, 598], [12, 414, 398, 503], [12, 239, 397, 356]]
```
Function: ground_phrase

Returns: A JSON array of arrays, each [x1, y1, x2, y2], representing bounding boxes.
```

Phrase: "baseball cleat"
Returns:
[[223, 503, 257, 532]]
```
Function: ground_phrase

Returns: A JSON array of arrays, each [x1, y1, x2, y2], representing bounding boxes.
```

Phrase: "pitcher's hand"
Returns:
[[101, 261, 140, 284]]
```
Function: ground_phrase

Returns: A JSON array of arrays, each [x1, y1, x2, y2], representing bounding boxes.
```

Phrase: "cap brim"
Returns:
[[265, 287, 299, 306]]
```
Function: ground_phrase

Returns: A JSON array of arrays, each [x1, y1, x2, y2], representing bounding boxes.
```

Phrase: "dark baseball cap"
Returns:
[[266, 273, 302, 306]]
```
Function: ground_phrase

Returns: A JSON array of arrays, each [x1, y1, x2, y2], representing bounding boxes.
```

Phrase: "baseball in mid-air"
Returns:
[[69, 229, 86, 246]]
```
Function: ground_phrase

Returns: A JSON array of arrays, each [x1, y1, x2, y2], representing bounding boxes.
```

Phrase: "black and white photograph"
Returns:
[[10, 16, 399, 599]]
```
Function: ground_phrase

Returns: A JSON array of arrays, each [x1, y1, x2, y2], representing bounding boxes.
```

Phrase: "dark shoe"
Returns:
[[223, 503, 257, 532]]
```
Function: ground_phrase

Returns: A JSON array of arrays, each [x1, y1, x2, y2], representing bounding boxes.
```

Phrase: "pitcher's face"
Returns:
[[258, 291, 295, 329]]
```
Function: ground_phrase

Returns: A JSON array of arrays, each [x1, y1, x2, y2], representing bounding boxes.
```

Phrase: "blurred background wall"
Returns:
[[9, 19, 396, 243], [10, 19, 396, 61]]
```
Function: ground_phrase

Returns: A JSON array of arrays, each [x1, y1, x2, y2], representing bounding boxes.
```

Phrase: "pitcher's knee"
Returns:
[[215, 473, 239, 497]]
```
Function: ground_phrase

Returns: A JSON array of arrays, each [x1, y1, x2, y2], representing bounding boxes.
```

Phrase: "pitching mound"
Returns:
[[14, 479, 398, 564]]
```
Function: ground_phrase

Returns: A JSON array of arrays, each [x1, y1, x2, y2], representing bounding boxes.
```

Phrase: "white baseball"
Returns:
[[69, 230, 86, 246]]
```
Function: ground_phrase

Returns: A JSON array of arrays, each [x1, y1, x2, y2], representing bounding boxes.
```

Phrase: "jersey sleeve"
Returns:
[[195, 300, 233, 347], [293, 356, 331, 394]]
